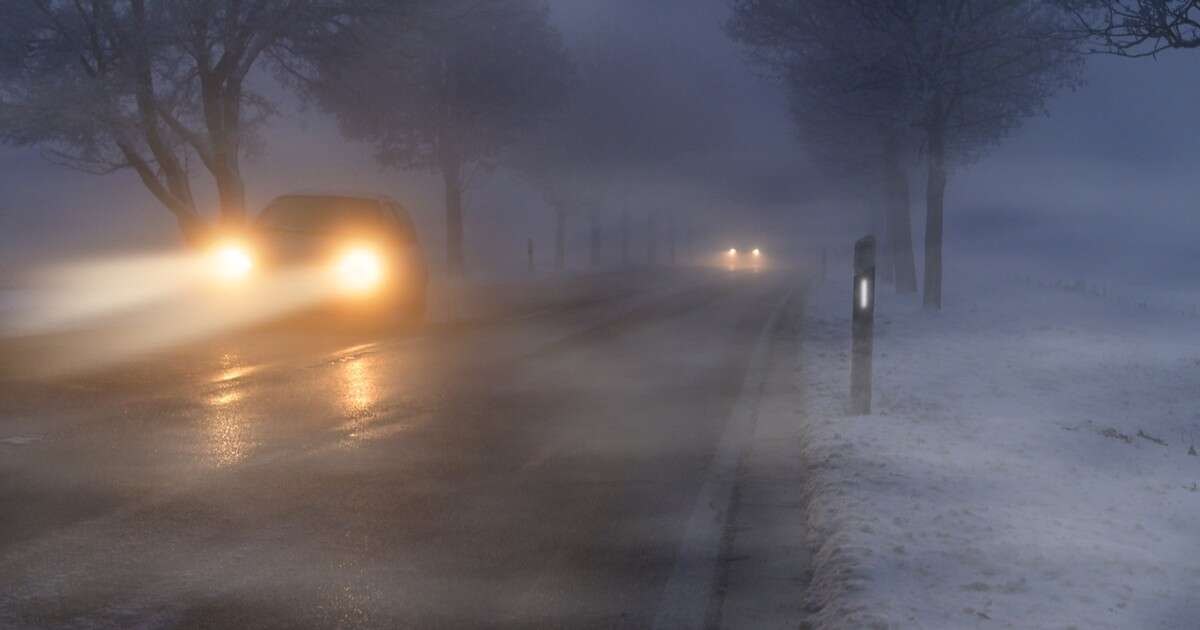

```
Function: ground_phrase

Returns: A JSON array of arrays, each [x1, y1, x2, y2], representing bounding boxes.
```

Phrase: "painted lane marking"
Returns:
[[0, 435, 44, 446]]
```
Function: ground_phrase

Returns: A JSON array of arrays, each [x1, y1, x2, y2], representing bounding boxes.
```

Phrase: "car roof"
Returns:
[[270, 190, 401, 205]]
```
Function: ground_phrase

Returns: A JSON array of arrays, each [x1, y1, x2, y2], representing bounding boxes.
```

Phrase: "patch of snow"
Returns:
[[798, 266, 1200, 629]]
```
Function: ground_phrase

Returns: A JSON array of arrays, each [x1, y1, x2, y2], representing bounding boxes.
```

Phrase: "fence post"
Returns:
[[850, 236, 876, 415]]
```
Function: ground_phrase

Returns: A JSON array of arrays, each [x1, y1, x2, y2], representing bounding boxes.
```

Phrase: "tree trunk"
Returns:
[[174, 211, 209, 247], [214, 84, 246, 225], [884, 134, 918, 294], [214, 164, 246, 226], [554, 207, 566, 272], [589, 212, 601, 268], [877, 184, 894, 285], [668, 217, 676, 265], [620, 211, 630, 266], [442, 159, 465, 275], [196, 70, 244, 226], [646, 214, 657, 266], [923, 113, 948, 310], [127, 2, 205, 243]]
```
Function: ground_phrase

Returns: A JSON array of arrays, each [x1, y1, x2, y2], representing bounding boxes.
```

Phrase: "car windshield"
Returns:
[[256, 196, 387, 233]]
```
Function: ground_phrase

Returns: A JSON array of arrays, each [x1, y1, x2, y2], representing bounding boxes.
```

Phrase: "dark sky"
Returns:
[[1, 1, 1196, 280]]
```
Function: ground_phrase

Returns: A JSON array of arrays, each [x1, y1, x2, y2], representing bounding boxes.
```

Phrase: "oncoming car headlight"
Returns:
[[335, 247, 385, 293], [209, 242, 255, 283]]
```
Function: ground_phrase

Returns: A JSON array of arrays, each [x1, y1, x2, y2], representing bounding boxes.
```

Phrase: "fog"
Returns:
[[3, 0, 1194, 372], [1, 1, 1195, 287], [0, 0, 800, 275], [1, 2, 1199, 627]]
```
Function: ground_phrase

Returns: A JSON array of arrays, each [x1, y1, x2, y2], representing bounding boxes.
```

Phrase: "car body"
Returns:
[[209, 193, 428, 324]]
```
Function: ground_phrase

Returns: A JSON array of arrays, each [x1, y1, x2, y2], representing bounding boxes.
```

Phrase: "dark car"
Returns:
[[208, 193, 428, 324]]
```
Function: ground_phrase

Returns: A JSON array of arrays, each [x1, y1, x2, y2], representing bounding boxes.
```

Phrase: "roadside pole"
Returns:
[[669, 218, 677, 266], [850, 236, 875, 415], [527, 238, 534, 274], [647, 214, 658, 266], [621, 212, 630, 267], [590, 214, 601, 269]]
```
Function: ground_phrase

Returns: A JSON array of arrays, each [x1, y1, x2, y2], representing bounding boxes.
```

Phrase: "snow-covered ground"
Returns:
[[798, 266, 1200, 629]]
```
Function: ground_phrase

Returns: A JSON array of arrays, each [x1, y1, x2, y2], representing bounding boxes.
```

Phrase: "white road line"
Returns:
[[0, 435, 43, 446], [652, 288, 794, 630]]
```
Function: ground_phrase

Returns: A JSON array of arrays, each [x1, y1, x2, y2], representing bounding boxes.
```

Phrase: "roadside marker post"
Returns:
[[850, 236, 875, 415], [621, 212, 630, 267]]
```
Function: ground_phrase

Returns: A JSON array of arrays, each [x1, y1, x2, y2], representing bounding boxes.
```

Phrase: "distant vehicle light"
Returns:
[[752, 248, 761, 257], [210, 243, 254, 282], [728, 248, 738, 256], [336, 247, 385, 293]]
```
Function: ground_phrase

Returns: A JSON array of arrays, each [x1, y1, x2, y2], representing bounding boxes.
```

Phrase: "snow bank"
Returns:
[[799, 268, 1200, 629]]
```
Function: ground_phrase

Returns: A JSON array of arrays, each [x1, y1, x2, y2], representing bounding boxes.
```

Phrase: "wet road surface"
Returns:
[[0, 269, 799, 629]]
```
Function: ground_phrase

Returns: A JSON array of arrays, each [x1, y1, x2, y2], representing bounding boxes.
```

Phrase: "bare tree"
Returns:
[[1061, 1, 1200, 54], [302, 0, 572, 275], [728, 0, 921, 294], [899, 0, 1082, 308], [0, 2, 203, 238], [0, 1, 370, 242], [156, 1, 365, 225]]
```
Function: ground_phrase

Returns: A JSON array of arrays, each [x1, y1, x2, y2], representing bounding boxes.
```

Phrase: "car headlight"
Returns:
[[336, 247, 385, 293], [752, 248, 761, 257], [210, 243, 254, 282], [728, 248, 738, 256]]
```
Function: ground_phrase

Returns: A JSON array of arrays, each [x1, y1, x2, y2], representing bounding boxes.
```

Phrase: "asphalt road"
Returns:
[[0, 269, 799, 629]]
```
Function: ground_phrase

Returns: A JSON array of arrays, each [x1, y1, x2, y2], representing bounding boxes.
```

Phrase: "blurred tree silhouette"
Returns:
[[0, 1, 382, 242], [728, 0, 1084, 308], [299, 0, 573, 275]]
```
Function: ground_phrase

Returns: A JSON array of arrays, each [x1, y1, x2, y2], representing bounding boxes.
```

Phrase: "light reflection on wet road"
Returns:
[[0, 270, 797, 629]]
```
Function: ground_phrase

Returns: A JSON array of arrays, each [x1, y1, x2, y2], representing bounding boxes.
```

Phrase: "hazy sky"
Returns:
[[1, 1, 1196, 281]]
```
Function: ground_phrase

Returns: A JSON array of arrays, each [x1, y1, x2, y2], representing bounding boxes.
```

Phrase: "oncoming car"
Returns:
[[721, 245, 766, 270], [206, 193, 428, 324]]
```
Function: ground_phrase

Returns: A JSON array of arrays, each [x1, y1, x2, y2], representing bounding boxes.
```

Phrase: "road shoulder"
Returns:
[[713, 288, 812, 629]]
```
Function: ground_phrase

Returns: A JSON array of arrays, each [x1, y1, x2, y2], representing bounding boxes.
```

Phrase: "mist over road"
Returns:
[[0, 269, 802, 629]]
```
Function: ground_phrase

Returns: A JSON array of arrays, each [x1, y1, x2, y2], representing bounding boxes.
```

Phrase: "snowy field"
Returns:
[[798, 266, 1200, 629]]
